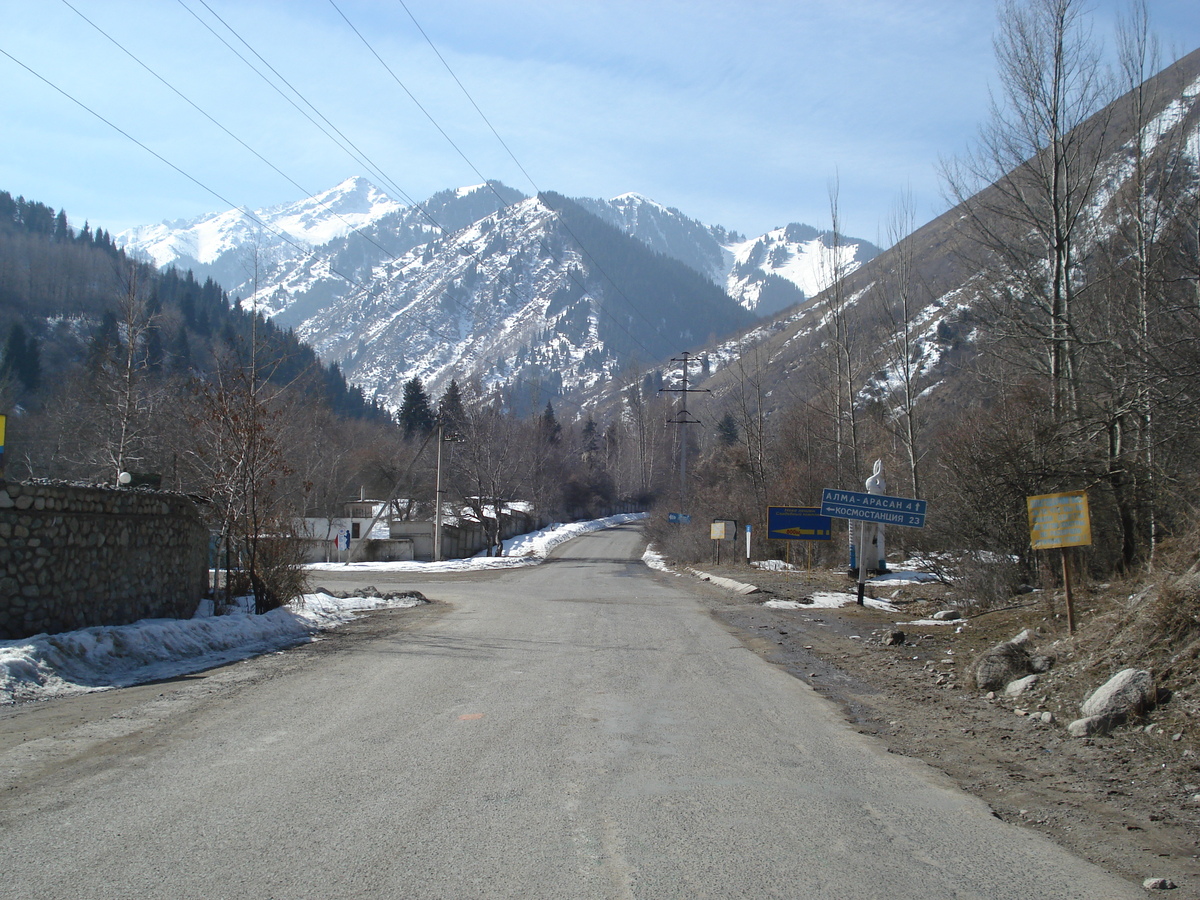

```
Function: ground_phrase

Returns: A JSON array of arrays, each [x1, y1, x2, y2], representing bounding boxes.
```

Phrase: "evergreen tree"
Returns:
[[716, 413, 739, 446], [169, 326, 192, 375], [581, 416, 599, 468], [398, 376, 435, 439], [539, 400, 561, 444], [438, 379, 466, 432], [2, 323, 40, 391], [86, 311, 121, 372]]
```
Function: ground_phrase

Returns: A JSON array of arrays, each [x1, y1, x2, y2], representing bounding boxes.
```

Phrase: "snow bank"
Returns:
[[642, 547, 671, 571], [0, 592, 422, 705], [764, 592, 899, 612], [1, 513, 648, 705], [307, 513, 648, 573]]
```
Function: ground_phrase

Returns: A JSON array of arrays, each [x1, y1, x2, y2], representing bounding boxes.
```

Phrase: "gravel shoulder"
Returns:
[[697, 564, 1200, 896]]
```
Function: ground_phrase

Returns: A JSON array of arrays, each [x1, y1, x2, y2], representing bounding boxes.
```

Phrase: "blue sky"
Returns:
[[2, 1, 1198, 243]]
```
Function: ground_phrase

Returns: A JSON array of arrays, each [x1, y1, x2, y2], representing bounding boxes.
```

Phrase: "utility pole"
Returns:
[[433, 421, 464, 561], [659, 351, 709, 513]]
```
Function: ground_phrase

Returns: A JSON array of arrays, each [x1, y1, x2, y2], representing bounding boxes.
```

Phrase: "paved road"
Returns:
[[0, 524, 1141, 898]]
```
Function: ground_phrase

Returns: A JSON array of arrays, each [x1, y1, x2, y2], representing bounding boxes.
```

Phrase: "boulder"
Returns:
[[1010, 629, 1035, 646], [972, 639, 1033, 691], [931, 609, 961, 621], [1067, 715, 1110, 737], [1080, 668, 1155, 720], [1142, 877, 1177, 890], [1005, 674, 1040, 697], [883, 630, 905, 646], [1029, 653, 1056, 673]]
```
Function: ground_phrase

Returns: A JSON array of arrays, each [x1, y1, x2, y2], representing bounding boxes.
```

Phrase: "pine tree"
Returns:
[[438, 379, 466, 432], [398, 376, 435, 439], [2, 323, 40, 391], [581, 416, 599, 468], [539, 400, 561, 444], [716, 413, 739, 446]]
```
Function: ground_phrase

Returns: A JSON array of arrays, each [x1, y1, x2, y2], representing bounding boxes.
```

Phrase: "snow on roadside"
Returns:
[[306, 512, 648, 573], [0, 592, 422, 705], [900, 618, 967, 627], [642, 546, 673, 572], [751, 559, 798, 572], [1, 513, 647, 705], [764, 592, 899, 612]]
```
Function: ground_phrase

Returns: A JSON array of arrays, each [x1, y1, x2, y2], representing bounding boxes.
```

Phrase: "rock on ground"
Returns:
[[1080, 668, 1155, 720], [973, 639, 1033, 691]]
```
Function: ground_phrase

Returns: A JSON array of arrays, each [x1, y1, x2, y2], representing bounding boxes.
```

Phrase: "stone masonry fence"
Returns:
[[0, 481, 209, 641]]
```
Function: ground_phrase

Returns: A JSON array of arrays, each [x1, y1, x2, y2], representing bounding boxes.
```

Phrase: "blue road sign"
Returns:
[[767, 506, 832, 541], [668, 512, 692, 524], [820, 488, 927, 528]]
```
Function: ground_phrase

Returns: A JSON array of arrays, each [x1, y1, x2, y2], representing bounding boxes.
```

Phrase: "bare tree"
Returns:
[[943, 0, 1111, 417], [876, 189, 931, 498], [728, 345, 772, 516], [817, 178, 863, 485]]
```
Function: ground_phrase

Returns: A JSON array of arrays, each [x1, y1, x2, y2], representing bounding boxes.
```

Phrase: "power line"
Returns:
[[394, 0, 542, 194], [59, 0, 406, 269], [180, 0, 679, 368], [328, 0, 511, 214], [176, 0, 426, 217], [379, 1, 679, 351], [0, 45, 317, 267]]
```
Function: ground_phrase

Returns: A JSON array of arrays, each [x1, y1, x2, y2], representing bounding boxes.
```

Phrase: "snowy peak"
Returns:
[[570, 192, 739, 287], [568, 191, 879, 317], [293, 190, 753, 413], [268, 176, 406, 247], [724, 224, 881, 317], [116, 177, 406, 269]]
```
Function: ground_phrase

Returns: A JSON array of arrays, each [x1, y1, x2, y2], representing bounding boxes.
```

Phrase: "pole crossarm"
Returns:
[[657, 351, 710, 512]]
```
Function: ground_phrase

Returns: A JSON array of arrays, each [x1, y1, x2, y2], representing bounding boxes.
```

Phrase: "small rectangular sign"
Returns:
[[1027, 491, 1092, 549], [820, 488, 927, 527], [668, 512, 691, 525], [710, 519, 736, 541], [767, 506, 832, 541]]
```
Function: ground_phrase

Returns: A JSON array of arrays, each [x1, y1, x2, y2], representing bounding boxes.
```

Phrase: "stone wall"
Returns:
[[0, 481, 209, 640]]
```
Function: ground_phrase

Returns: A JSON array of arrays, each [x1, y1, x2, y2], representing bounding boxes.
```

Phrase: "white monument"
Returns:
[[849, 460, 888, 574]]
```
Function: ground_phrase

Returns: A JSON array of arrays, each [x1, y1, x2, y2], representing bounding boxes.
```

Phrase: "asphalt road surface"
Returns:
[[0, 524, 1143, 898]]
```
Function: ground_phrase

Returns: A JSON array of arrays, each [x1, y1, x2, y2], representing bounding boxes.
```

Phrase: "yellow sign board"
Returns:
[[1027, 491, 1092, 550], [710, 522, 727, 540]]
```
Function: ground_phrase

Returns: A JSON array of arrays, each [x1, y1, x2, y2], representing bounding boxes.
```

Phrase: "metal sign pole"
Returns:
[[856, 520, 868, 605]]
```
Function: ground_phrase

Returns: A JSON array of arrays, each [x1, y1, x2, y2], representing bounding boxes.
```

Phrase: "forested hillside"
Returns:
[[0, 190, 385, 425]]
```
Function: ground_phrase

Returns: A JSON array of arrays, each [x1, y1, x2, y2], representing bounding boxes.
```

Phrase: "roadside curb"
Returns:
[[687, 568, 762, 595]]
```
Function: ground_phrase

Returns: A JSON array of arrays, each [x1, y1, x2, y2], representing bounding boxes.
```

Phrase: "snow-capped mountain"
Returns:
[[293, 191, 753, 412], [117, 177, 407, 298], [724, 224, 880, 317], [572, 193, 879, 316], [571, 192, 739, 284], [119, 176, 879, 409], [685, 47, 1200, 432]]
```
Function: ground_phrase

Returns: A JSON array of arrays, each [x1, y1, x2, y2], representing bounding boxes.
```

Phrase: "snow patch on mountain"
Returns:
[[117, 176, 405, 268]]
